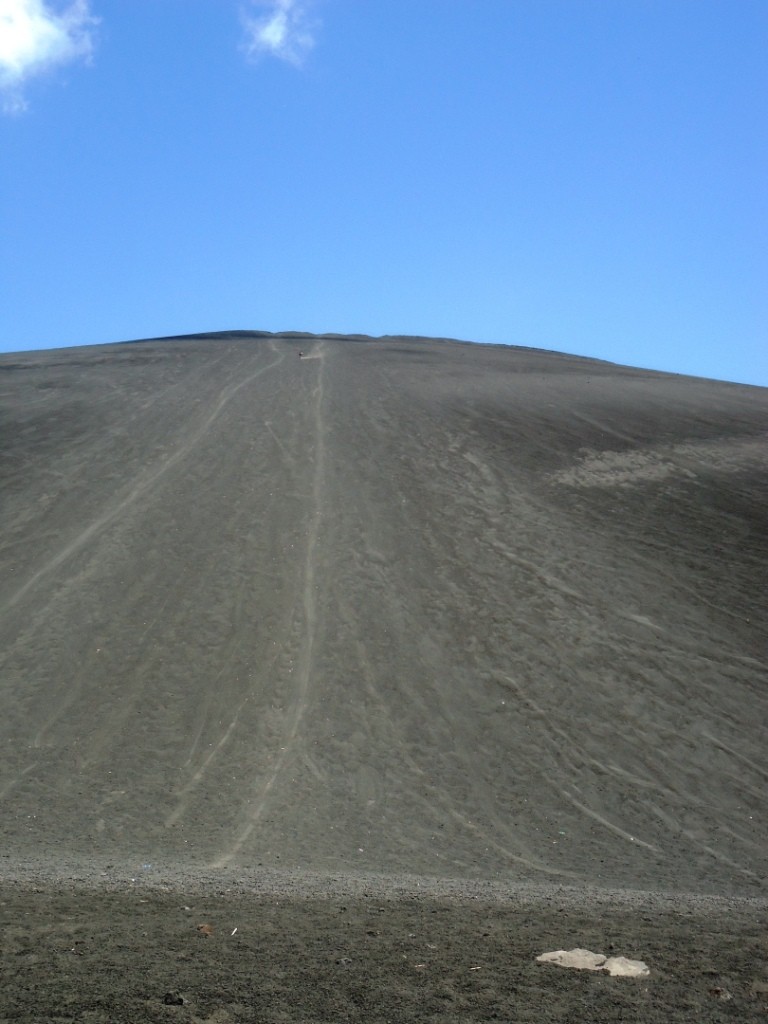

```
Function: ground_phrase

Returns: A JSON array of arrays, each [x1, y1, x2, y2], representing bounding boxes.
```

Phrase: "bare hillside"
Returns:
[[1, 332, 766, 897]]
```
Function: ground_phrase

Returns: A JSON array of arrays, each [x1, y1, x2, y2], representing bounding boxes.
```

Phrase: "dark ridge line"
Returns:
[[4, 330, 761, 387], [111, 330, 730, 383], [119, 329, 623, 366]]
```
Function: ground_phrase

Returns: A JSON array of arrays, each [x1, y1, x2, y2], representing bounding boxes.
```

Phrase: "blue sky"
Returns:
[[1, 1, 766, 385]]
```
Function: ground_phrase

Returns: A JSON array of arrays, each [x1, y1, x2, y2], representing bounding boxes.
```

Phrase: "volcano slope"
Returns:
[[1, 332, 767, 1022]]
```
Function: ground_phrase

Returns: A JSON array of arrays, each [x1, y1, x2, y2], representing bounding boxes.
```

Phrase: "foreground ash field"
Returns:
[[1, 330, 766, 892], [1, 331, 767, 1022]]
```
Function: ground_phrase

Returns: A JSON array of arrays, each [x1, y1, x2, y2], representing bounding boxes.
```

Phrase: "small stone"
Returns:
[[709, 987, 732, 1001]]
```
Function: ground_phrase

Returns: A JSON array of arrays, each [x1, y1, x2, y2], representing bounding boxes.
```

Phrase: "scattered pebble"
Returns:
[[709, 987, 732, 1001]]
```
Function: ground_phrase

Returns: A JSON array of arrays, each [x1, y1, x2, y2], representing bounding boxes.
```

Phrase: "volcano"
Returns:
[[2, 331, 767, 1020]]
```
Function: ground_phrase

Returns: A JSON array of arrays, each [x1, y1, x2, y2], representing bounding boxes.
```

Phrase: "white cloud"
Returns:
[[0, 0, 96, 112], [242, 0, 316, 66]]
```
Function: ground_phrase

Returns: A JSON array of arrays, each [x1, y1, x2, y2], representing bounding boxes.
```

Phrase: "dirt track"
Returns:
[[1, 331, 767, 1020]]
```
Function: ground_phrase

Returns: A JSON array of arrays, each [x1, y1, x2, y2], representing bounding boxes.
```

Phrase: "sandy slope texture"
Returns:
[[1, 332, 767, 898]]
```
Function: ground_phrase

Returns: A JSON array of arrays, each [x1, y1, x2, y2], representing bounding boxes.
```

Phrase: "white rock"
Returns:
[[536, 949, 607, 971], [536, 948, 650, 977], [603, 956, 649, 977]]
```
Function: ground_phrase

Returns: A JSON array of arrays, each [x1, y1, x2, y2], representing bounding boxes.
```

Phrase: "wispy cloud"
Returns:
[[241, 0, 316, 66], [0, 0, 96, 113]]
